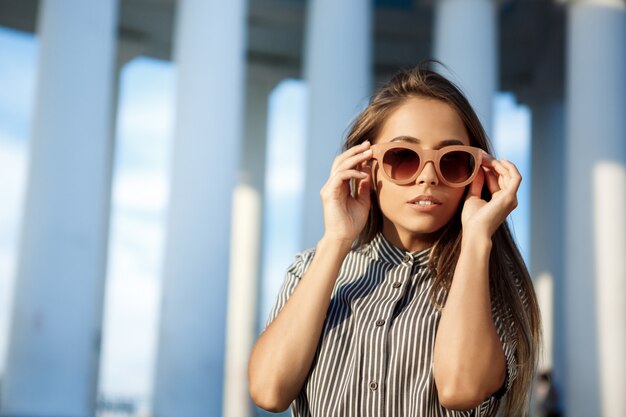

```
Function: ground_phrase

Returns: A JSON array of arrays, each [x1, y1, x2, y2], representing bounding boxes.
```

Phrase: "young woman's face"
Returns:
[[372, 97, 470, 251]]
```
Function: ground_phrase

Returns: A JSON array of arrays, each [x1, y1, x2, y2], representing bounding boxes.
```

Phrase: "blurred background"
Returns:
[[0, 0, 624, 416]]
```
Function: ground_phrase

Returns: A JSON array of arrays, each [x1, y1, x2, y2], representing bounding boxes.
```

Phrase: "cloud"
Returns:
[[100, 174, 168, 401], [112, 170, 170, 215], [114, 57, 176, 172], [101, 59, 173, 396], [266, 167, 304, 197], [99, 270, 162, 400]]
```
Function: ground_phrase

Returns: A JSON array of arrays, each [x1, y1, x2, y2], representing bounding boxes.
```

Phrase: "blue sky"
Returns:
[[0, 25, 530, 408]]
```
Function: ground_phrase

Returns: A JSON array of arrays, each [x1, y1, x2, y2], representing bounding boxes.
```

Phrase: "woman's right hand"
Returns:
[[319, 140, 373, 244]]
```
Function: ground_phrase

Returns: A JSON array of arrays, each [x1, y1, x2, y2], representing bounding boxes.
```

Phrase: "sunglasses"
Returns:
[[370, 142, 484, 187]]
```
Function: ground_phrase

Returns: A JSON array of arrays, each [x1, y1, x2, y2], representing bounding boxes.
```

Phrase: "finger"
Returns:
[[499, 159, 522, 182], [322, 169, 368, 201], [331, 141, 371, 172], [491, 159, 521, 190], [480, 151, 496, 169], [491, 158, 518, 176], [487, 161, 521, 211], [467, 166, 485, 199], [484, 166, 500, 194], [327, 169, 368, 189], [332, 147, 373, 175], [480, 153, 503, 193]]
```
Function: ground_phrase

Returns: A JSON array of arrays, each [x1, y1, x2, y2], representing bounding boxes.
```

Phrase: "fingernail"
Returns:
[[363, 140, 370, 145]]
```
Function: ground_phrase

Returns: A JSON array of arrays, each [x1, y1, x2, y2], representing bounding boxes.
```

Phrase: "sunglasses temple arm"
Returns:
[[480, 151, 495, 167]]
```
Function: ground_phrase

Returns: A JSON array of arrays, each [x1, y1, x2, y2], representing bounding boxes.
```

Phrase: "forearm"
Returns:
[[433, 234, 505, 409], [248, 236, 352, 411]]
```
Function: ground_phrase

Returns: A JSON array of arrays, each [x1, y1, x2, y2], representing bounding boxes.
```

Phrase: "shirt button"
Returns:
[[402, 254, 411, 263], [392, 282, 402, 288], [375, 319, 385, 327], [369, 381, 378, 391]]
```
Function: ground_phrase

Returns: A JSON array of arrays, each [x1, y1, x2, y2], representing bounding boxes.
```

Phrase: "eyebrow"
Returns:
[[389, 136, 466, 149]]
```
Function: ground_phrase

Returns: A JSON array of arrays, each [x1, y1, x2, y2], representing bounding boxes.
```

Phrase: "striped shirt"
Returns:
[[267, 233, 518, 417]]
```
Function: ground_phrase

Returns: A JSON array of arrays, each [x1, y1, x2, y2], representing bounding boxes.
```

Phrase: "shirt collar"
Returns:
[[367, 232, 432, 267]]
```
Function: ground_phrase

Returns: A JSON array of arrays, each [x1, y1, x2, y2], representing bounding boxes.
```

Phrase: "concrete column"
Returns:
[[223, 68, 279, 417], [528, 100, 566, 409], [433, 0, 498, 137], [301, 0, 372, 250], [565, 2, 626, 417], [0, 0, 118, 415], [151, 0, 247, 416]]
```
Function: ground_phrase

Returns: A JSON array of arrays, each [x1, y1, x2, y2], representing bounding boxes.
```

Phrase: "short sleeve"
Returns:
[[490, 284, 519, 399], [264, 249, 316, 329]]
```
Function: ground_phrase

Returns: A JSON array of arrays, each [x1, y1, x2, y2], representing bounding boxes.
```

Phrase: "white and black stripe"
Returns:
[[267, 233, 517, 417]]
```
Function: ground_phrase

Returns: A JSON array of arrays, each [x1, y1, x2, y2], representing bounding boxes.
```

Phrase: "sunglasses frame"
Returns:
[[370, 142, 484, 187]]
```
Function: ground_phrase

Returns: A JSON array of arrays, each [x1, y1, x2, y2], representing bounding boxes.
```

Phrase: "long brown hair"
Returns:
[[343, 63, 541, 416]]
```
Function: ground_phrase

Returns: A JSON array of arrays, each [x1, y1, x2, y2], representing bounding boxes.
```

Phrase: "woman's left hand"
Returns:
[[461, 154, 521, 239]]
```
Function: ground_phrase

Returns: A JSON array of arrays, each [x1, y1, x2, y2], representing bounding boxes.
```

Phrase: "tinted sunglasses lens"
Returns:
[[440, 150, 475, 183], [382, 148, 420, 181]]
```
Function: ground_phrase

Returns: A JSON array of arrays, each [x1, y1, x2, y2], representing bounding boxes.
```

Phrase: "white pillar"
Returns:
[[151, 1, 247, 416], [0, 0, 118, 415], [565, 2, 626, 417], [301, 0, 372, 250], [433, 0, 498, 137], [529, 99, 566, 396], [223, 69, 278, 417]]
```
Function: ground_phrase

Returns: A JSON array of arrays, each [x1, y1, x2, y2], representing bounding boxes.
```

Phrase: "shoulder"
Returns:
[[288, 243, 374, 276]]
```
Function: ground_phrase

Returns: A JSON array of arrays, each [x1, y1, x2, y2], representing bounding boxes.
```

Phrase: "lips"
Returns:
[[408, 195, 442, 206]]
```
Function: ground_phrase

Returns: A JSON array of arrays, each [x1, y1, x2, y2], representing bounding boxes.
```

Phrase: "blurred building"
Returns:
[[0, 0, 624, 417]]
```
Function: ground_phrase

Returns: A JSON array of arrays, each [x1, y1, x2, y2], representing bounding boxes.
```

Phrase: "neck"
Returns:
[[381, 225, 437, 253]]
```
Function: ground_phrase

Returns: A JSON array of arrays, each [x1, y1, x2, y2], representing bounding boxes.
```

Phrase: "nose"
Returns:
[[416, 161, 439, 185]]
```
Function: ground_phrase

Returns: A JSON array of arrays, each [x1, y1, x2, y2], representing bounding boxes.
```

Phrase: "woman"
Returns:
[[248, 64, 541, 417]]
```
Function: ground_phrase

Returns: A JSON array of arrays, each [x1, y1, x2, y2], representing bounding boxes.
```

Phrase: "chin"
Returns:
[[382, 212, 455, 245], [412, 213, 458, 234], [398, 223, 447, 241]]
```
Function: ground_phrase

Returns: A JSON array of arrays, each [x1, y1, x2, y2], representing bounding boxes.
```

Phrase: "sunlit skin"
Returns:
[[371, 97, 470, 252]]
